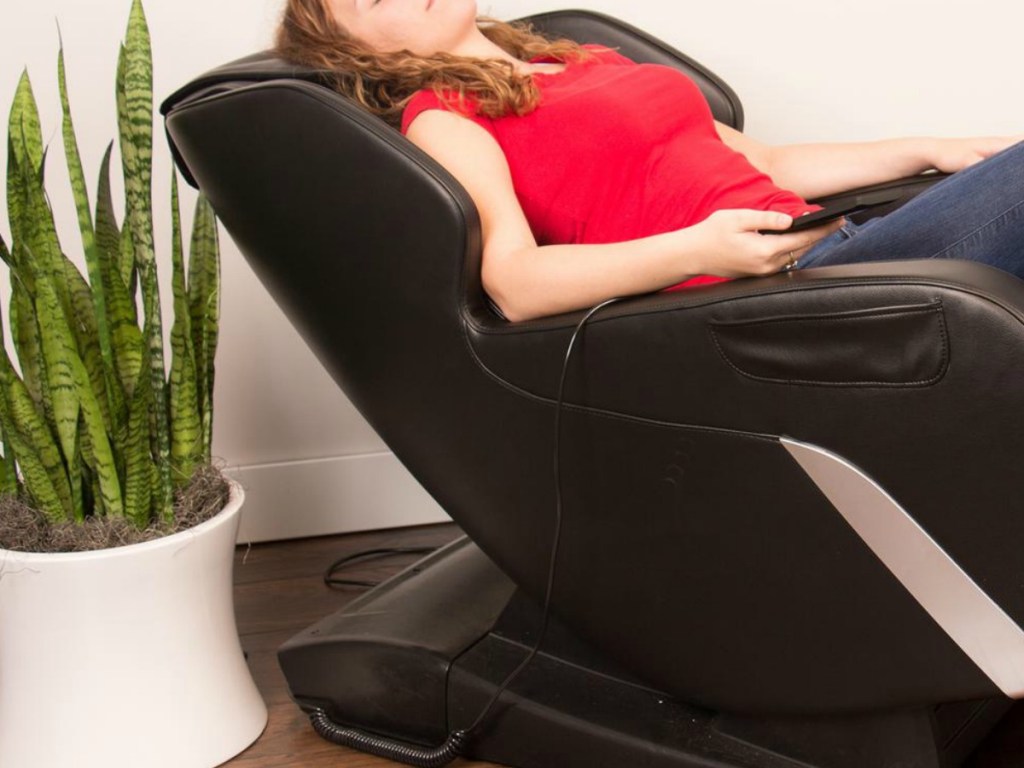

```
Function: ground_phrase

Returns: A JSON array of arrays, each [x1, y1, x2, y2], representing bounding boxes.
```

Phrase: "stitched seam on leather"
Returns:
[[458, 314, 777, 442], [707, 300, 942, 328], [708, 304, 950, 388], [466, 274, 1024, 337]]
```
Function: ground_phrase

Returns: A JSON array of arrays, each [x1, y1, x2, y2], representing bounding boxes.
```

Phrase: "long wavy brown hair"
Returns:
[[275, 0, 590, 127]]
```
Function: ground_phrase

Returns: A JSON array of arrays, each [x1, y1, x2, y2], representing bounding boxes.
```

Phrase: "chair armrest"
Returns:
[[469, 257, 1024, 404], [810, 172, 952, 223], [468, 257, 1024, 524]]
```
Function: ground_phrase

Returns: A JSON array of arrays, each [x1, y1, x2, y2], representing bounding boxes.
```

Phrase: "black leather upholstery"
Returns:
[[162, 10, 1024, 715]]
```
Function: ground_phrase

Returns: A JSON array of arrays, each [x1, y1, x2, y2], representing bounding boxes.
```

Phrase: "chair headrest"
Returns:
[[160, 51, 324, 116]]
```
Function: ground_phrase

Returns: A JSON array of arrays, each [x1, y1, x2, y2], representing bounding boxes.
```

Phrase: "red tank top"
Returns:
[[401, 46, 816, 289]]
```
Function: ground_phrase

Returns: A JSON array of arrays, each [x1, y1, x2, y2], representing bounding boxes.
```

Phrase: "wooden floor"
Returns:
[[226, 522, 495, 768], [226, 522, 1024, 768]]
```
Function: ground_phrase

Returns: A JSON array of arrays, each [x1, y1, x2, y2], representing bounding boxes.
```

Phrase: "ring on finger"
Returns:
[[783, 252, 797, 271]]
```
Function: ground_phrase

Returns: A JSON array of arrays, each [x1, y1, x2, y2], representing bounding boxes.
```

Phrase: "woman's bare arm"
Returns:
[[716, 122, 1023, 200], [406, 110, 838, 321]]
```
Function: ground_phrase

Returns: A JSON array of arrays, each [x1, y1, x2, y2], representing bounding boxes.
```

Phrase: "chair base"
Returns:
[[278, 536, 1015, 768]]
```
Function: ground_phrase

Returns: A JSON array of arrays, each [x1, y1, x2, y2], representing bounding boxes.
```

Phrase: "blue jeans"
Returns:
[[797, 139, 1024, 278]]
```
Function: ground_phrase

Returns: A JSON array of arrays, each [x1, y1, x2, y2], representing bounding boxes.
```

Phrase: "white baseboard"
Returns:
[[225, 452, 451, 544]]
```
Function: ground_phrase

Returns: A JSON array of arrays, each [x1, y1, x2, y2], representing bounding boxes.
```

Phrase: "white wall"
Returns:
[[2, 0, 1021, 542], [487, 0, 1023, 141]]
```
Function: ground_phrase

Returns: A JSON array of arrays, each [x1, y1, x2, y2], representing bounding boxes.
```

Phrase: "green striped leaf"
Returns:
[[61, 253, 117, 437], [33, 271, 80, 482], [118, 214, 137, 299], [0, 283, 71, 517], [10, 277, 49, 415], [143, 305, 172, 522], [188, 194, 219, 459], [95, 146, 144, 401], [94, 143, 125, 296], [7, 71, 43, 247], [0, 280, 18, 499], [35, 271, 122, 518], [6, 138, 25, 262], [7, 71, 42, 174], [0, 439, 18, 497], [91, 144, 136, 454], [114, 44, 136, 290], [168, 174, 201, 486], [149, 460, 160, 522], [63, 256, 126, 468], [0, 241, 38, 414], [14, 129, 72, 323], [119, 1, 153, 217], [10, 276, 40, 409], [0, 363, 76, 519], [74, 349, 123, 518], [123, 347, 153, 526], [68, 428, 84, 519], [6, 137, 32, 284], [106, 255, 144, 399], [0, 393, 64, 523], [11, 137, 72, 423], [0, 288, 76, 521], [59, 34, 115, 381], [119, 0, 172, 522], [118, 0, 155, 293]]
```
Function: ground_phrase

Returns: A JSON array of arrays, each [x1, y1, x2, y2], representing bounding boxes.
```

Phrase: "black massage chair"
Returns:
[[162, 10, 1024, 768]]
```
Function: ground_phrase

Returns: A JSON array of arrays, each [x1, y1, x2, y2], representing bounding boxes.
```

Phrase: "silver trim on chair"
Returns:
[[782, 436, 1024, 699]]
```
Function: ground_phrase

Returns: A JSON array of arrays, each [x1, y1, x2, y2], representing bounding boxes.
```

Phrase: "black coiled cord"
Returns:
[[307, 298, 624, 767], [309, 708, 468, 768]]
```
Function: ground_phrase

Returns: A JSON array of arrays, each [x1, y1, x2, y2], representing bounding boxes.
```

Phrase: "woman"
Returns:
[[277, 0, 1023, 321]]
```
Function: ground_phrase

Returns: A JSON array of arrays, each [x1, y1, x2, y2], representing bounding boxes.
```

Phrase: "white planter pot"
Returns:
[[0, 481, 267, 768]]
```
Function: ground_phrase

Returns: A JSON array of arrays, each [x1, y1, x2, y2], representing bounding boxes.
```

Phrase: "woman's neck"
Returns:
[[451, 28, 565, 75]]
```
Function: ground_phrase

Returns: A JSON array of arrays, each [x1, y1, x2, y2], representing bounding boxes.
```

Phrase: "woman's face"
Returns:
[[327, 0, 479, 56]]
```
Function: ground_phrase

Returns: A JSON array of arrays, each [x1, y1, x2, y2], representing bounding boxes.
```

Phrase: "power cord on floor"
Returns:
[[309, 297, 625, 767]]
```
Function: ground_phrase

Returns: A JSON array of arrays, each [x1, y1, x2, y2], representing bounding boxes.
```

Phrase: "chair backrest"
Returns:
[[160, 8, 743, 631], [160, 12, 743, 530]]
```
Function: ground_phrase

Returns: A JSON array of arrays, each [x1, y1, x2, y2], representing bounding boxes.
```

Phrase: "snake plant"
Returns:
[[0, 0, 220, 529]]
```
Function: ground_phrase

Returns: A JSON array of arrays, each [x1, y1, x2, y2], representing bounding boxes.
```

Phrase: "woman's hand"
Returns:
[[688, 209, 844, 278], [928, 135, 1024, 173]]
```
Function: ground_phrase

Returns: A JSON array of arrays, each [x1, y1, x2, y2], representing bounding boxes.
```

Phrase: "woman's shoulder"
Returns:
[[401, 89, 495, 137], [401, 89, 447, 135]]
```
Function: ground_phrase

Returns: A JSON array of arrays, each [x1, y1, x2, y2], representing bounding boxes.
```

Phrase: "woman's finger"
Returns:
[[768, 219, 845, 271], [726, 209, 794, 233], [770, 218, 844, 255]]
